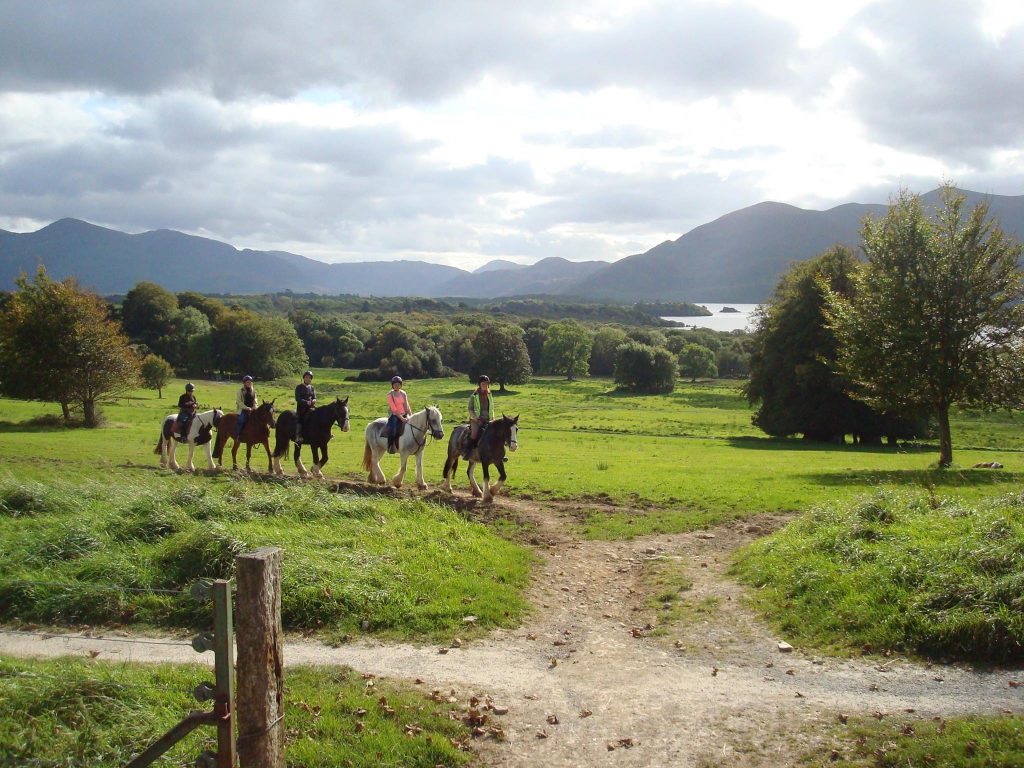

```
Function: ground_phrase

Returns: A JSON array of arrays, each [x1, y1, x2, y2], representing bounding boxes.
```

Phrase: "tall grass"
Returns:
[[0, 476, 532, 639], [0, 656, 473, 767], [732, 489, 1024, 662]]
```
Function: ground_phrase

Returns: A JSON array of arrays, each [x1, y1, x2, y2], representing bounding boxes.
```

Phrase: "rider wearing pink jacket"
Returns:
[[386, 375, 411, 453]]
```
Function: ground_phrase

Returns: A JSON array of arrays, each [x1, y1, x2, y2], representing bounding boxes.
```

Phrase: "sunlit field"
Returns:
[[2, 371, 1023, 538]]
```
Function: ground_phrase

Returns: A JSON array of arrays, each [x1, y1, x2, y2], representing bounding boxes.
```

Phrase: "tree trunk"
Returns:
[[937, 405, 953, 467], [83, 399, 98, 428], [157, 386, 163, 399], [60, 400, 71, 423], [499, 381, 506, 392]]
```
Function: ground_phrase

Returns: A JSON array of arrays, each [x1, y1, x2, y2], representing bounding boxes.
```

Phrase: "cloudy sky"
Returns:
[[1, 0, 1022, 269]]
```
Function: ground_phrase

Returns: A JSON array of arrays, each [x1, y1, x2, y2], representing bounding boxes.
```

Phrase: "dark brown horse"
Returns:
[[212, 400, 277, 472], [441, 414, 518, 501]]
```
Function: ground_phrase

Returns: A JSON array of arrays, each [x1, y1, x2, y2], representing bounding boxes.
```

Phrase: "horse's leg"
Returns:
[[230, 439, 240, 470], [315, 444, 328, 479], [442, 452, 456, 493], [294, 443, 309, 478], [244, 442, 253, 472], [186, 442, 197, 472], [415, 449, 427, 490], [263, 439, 273, 474], [392, 448, 409, 488], [168, 439, 180, 471], [204, 440, 215, 471], [467, 461, 482, 498], [490, 453, 507, 497], [482, 462, 494, 502], [159, 437, 168, 469]]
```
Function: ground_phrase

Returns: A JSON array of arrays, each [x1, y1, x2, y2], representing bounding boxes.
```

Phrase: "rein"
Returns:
[[405, 409, 440, 453]]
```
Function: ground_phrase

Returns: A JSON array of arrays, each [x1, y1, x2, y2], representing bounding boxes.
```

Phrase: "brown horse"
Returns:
[[212, 400, 277, 472]]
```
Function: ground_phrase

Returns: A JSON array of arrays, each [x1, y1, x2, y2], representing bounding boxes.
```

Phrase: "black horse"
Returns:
[[271, 396, 350, 478], [441, 414, 519, 501]]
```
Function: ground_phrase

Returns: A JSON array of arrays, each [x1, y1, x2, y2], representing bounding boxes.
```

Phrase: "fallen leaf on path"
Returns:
[[580, 709, 593, 718], [536, 730, 548, 739], [546, 714, 559, 725]]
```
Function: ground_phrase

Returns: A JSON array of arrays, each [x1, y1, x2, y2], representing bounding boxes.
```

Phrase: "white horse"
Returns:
[[362, 406, 444, 490], [155, 408, 224, 472]]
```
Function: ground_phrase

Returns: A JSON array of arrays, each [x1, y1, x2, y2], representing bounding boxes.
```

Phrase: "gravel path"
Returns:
[[2, 493, 1021, 766]]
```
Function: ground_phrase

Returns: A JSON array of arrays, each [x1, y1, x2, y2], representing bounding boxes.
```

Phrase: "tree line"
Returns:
[[0, 267, 748, 426], [746, 185, 1024, 466]]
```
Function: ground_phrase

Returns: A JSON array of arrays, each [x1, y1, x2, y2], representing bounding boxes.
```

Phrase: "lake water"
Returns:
[[663, 303, 760, 333]]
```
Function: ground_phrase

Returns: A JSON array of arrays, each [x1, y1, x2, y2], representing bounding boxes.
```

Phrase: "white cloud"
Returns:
[[1, 0, 1022, 271]]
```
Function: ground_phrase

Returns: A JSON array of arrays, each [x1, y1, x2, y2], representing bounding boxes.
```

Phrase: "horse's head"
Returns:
[[335, 396, 350, 433], [427, 405, 444, 440], [259, 399, 277, 428], [502, 413, 519, 452], [212, 408, 224, 428]]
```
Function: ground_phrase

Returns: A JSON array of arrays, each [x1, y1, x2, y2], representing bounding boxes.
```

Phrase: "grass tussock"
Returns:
[[0, 475, 532, 638], [0, 655, 473, 767], [0, 480, 74, 517], [733, 489, 1024, 662], [813, 714, 1024, 767]]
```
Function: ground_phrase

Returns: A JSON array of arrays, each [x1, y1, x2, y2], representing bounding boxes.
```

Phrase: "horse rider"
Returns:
[[295, 370, 316, 444], [463, 374, 493, 459], [176, 382, 197, 438], [386, 375, 411, 454], [235, 375, 259, 437]]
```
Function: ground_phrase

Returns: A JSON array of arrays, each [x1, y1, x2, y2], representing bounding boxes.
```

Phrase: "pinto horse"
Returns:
[[442, 414, 519, 502], [271, 396, 350, 478], [155, 408, 224, 472], [363, 406, 444, 490], [212, 400, 277, 472]]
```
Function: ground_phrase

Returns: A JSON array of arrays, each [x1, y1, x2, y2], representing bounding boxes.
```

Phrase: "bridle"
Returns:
[[407, 407, 443, 453]]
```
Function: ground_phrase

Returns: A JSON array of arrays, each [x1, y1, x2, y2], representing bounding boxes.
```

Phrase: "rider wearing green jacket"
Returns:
[[463, 374, 493, 459]]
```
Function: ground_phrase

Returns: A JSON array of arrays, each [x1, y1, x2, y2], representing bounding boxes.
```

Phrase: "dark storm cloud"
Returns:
[[832, 0, 1024, 159], [0, 1, 800, 102]]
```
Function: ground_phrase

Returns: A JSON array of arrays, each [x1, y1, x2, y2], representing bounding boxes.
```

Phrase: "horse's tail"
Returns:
[[362, 441, 372, 471], [154, 433, 164, 455], [272, 414, 291, 459]]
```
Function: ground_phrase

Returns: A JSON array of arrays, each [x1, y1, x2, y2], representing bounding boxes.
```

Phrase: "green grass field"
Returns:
[[3, 372, 1024, 765], [0, 656, 475, 767], [2, 371, 1023, 538]]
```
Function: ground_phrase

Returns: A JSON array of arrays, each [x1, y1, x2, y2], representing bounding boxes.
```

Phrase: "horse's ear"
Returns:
[[513, 414, 519, 423]]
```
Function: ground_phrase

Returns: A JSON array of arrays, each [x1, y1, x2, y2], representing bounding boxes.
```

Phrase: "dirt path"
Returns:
[[2, 492, 1021, 767]]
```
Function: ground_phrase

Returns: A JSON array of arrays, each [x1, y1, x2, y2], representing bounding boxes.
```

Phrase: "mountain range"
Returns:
[[2, 188, 1022, 302]]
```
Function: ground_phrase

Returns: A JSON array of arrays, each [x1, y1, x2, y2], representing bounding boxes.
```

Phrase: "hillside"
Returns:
[[568, 189, 1024, 302], [3, 188, 1021, 301], [0, 219, 465, 296]]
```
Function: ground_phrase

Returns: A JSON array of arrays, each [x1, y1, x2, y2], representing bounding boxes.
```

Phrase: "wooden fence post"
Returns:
[[235, 547, 284, 768]]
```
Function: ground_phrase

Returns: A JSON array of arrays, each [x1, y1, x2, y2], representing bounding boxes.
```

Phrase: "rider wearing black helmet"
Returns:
[[386, 375, 411, 454], [294, 370, 316, 444], [463, 374, 492, 459], [176, 382, 197, 439]]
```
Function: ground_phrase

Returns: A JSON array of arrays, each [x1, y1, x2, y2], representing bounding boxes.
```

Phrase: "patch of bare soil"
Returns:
[[2, 490, 1021, 767]]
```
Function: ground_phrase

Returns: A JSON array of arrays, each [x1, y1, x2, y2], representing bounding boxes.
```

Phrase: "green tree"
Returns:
[[541, 320, 592, 380], [211, 309, 308, 379], [614, 341, 676, 393], [677, 342, 717, 382], [140, 354, 174, 398], [0, 268, 139, 426], [824, 186, 1024, 465], [470, 324, 533, 392], [589, 326, 628, 376], [748, 247, 873, 441], [121, 281, 179, 354]]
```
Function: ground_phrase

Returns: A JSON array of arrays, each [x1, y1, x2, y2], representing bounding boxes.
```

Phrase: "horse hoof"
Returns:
[[417, 483, 428, 491], [471, 489, 482, 498]]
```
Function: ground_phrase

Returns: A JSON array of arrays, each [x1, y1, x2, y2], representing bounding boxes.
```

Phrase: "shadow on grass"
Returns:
[[801, 468, 1024, 488], [430, 388, 523, 400], [724, 435, 938, 456], [0, 416, 86, 433]]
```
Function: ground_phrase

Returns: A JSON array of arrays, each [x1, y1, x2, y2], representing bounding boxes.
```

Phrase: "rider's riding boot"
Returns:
[[387, 437, 396, 454], [295, 423, 303, 445], [461, 438, 474, 460]]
